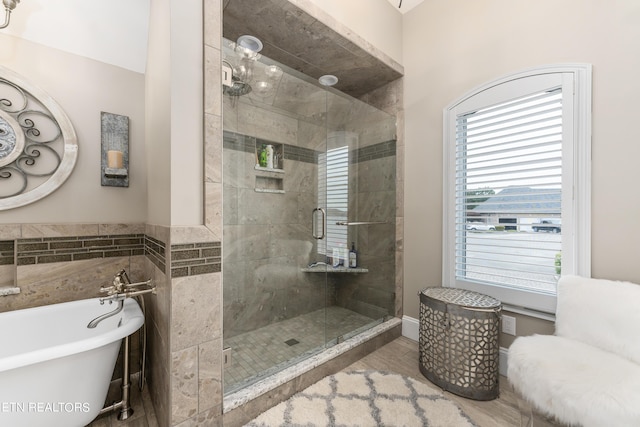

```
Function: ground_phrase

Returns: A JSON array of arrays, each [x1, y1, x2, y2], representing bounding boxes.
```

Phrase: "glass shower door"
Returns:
[[318, 89, 398, 347], [221, 36, 397, 395], [222, 38, 330, 394]]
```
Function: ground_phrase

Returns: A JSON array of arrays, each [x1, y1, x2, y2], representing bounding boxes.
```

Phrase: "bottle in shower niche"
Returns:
[[349, 242, 358, 268], [266, 144, 274, 169], [332, 247, 341, 268], [339, 243, 349, 266]]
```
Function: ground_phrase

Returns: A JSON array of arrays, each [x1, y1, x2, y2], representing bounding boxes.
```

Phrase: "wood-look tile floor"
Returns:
[[88, 336, 566, 426], [344, 336, 565, 427]]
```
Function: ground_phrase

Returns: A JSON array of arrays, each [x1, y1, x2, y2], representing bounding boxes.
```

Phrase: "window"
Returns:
[[443, 65, 591, 314], [317, 146, 349, 255]]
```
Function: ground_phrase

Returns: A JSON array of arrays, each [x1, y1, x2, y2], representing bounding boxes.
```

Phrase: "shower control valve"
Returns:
[[98, 270, 155, 303], [99, 269, 128, 296], [99, 285, 118, 296], [98, 293, 126, 305]]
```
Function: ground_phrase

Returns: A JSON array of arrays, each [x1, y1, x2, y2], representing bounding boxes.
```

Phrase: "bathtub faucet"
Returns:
[[87, 270, 156, 328], [92, 270, 155, 421], [99, 269, 156, 303], [87, 297, 125, 329], [99, 271, 126, 296]]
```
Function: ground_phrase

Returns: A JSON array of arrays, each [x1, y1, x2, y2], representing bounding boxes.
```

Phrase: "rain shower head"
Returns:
[[222, 58, 253, 97], [222, 36, 264, 98], [223, 81, 252, 97]]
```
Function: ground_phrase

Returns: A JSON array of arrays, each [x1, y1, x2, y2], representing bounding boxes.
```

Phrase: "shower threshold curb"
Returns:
[[222, 316, 402, 413]]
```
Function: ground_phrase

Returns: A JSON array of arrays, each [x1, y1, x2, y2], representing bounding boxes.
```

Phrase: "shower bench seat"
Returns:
[[301, 266, 368, 273]]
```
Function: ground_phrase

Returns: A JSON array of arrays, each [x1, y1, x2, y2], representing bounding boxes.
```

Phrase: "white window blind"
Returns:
[[444, 65, 592, 314], [317, 146, 348, 255], [455, 88, 563, 294]]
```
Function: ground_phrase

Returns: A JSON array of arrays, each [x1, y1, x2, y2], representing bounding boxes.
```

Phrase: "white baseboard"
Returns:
[[402, 315, 419, 341], [403, 315, 510, 377], [499, 346, 509, 377]]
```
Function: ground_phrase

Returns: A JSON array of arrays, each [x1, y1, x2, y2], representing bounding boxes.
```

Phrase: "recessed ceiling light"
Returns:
[[318, 75, 338, 86], [236, 35, 263, 53]]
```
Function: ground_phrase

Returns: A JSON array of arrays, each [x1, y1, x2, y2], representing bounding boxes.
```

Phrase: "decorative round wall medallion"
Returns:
[[0, 66, 78, 210], [0, 109, 26, 167]]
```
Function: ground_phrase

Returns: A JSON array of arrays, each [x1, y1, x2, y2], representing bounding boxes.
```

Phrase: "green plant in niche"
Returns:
[[259, 144, 267, 167]]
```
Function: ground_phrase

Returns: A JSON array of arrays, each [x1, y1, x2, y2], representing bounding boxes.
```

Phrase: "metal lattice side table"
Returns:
[[419, 287, 501, 400]]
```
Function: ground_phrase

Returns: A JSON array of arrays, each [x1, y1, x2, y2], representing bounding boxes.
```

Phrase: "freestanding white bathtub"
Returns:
[[0, 297, 144, 427]]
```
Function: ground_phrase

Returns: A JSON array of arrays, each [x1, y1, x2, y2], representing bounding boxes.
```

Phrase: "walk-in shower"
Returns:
[[222, 36, 397, 394]]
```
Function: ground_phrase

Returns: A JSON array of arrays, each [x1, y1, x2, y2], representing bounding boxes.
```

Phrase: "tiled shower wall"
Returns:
[[360, 79, 405, 320], [220, 29, 400, 339], [223, 129, 397, 338], [339, 143, 397, 319], [223, 131, 332, 339]]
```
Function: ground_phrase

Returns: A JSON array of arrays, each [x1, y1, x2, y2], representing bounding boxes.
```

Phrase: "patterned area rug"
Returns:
[[245, 370, 477, 426]]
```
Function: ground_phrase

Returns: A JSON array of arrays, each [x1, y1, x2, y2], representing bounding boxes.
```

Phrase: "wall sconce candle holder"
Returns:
[[101, 112, 129, 187]]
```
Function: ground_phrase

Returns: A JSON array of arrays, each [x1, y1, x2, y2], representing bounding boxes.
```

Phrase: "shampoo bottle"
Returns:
[[266, 144, 274, 169], [349, 242, 357, 268], [332, 247, 340, 267]]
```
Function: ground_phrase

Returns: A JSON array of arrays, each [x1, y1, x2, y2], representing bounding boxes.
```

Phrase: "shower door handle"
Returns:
[[312, 208, 325, 239]]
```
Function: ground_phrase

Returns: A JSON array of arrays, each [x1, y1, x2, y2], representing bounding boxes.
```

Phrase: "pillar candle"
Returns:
[[107, 150, 124, 169]]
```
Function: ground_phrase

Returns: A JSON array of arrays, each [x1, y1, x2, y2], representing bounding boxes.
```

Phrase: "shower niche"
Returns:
[[222, 35, 397, 395], [254, 174, 284, 194], [254, 140, 283, 172], [253, 140, 284, 193]]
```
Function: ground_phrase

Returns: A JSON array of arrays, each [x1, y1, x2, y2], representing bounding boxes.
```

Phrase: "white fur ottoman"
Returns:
[[507, 275, 640, 427]]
